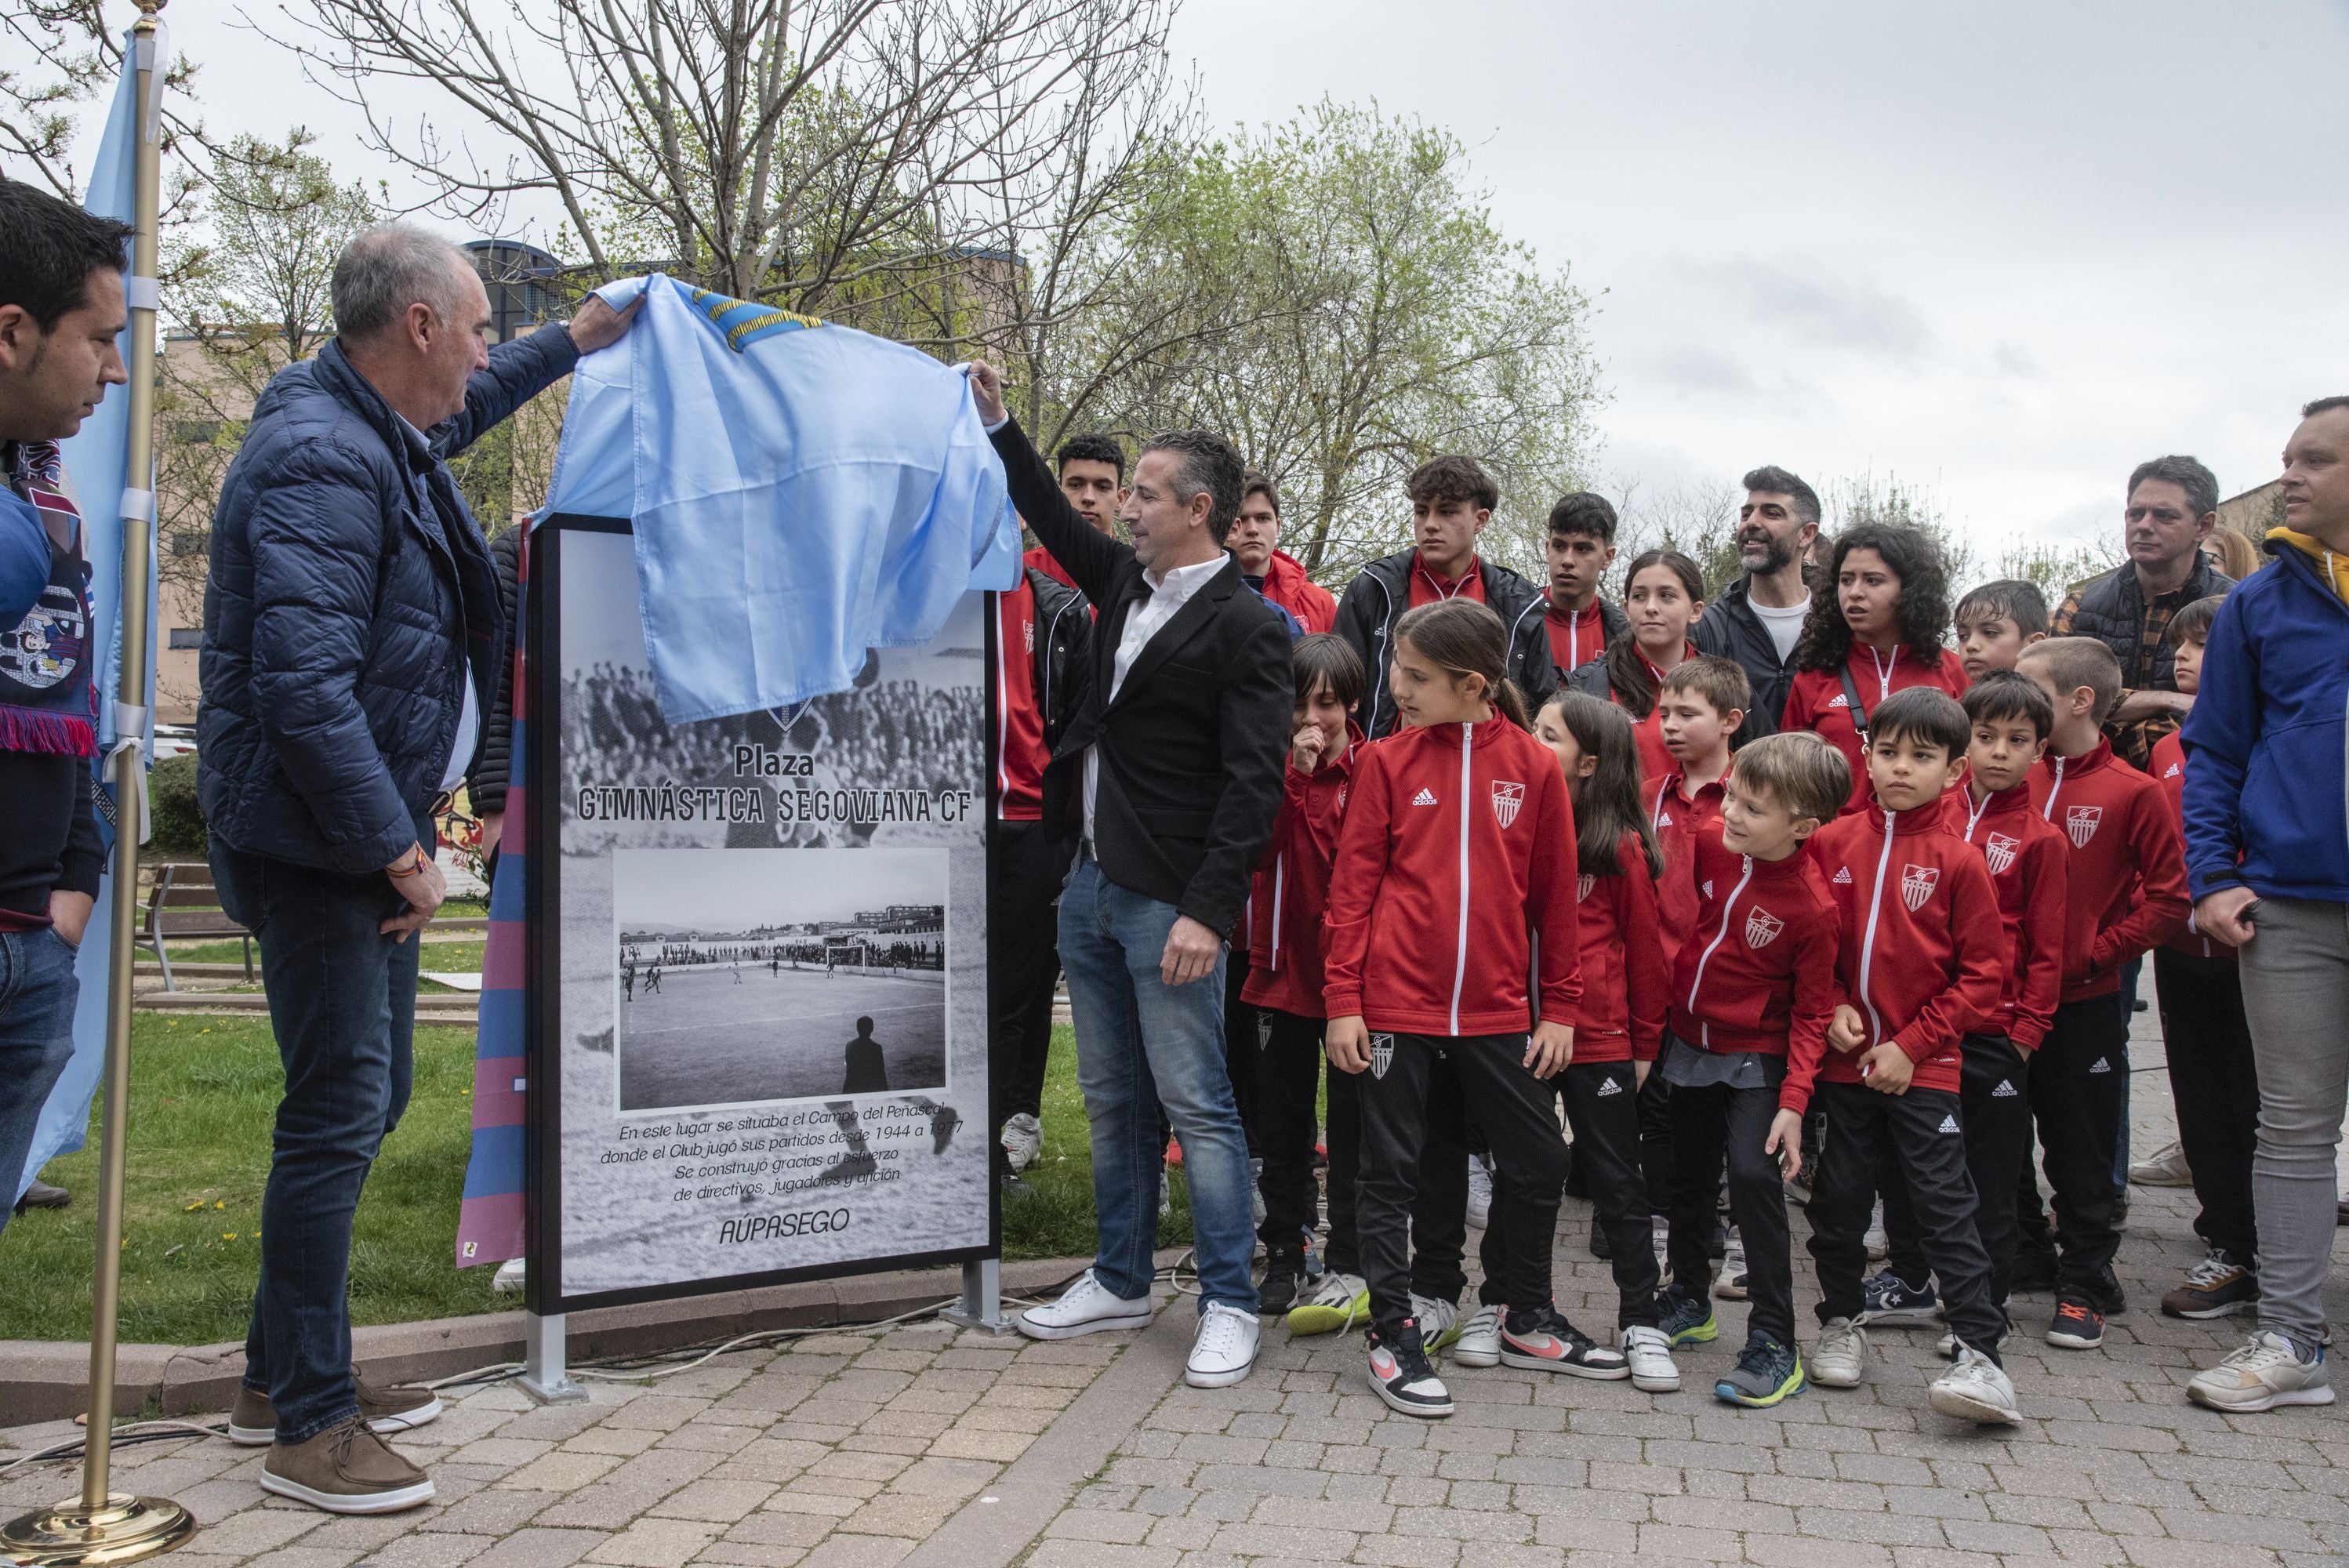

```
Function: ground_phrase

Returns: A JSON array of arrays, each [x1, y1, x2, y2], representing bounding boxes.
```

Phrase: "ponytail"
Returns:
[[1602, 636, 1660, 719], [1393, 599, 1529, 731]]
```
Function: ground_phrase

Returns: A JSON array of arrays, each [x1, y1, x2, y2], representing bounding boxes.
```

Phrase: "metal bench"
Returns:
[[140, 862, 253, 992]]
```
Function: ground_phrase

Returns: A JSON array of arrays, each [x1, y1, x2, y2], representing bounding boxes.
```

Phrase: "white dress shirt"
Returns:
[[1086, 554, 1227, 847]]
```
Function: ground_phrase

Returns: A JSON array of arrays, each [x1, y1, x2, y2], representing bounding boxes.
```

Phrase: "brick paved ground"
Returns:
[[5, 1012, 2345, 1568]]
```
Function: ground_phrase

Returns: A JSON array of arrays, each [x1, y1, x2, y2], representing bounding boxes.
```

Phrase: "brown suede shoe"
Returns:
[[260, 1417, 434, 1514], [226, 1369, 444, 1446]]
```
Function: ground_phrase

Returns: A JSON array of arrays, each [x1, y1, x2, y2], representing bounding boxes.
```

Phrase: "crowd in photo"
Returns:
[[982, 383, 2349, 1423]]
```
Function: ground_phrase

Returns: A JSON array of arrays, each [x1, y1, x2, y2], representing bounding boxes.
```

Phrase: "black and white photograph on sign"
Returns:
[[613, 847, 949, 1112], [544, 523, 990, 1304]]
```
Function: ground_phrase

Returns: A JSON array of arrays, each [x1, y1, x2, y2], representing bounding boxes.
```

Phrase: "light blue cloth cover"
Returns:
[[538, 273, 1021, 723]]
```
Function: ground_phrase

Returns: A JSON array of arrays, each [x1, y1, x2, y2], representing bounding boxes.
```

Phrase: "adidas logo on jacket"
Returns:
[[1810, 795, 2006, 1098], [1956, 780, 2070, 1050], [1323, 719, 1583, 1035], [2028, 738, 2191, 1002]]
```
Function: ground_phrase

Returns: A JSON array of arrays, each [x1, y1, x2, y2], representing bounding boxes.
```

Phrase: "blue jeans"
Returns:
[[1057, 855, 1257, 1312], [213, 837, 420, 1444], [0, 924, 80, 1233]]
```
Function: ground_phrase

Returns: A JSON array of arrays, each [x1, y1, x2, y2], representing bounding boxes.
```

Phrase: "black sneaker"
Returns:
[[2162, 1248, 2260, 1320], [1367, 1320, 1453, 1418], [1656, 1282, 1719, 1347], [1589, 1213, 1612, 1260], [1499, 1302, 1629, 1379], [1715, 1331, 1805, 1407], [1258, 1246, 1307, 1316], [1860, 1269, 1943, 1326], [2047, 1296, 2105, 1349]]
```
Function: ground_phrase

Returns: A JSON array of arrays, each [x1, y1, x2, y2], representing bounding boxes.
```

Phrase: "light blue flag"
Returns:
[[16, 26, 163, 1203], [539, 273, 1021, 722]]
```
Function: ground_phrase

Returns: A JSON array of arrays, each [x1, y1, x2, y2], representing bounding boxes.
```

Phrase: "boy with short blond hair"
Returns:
[[1654, 731, 1846, 1408]]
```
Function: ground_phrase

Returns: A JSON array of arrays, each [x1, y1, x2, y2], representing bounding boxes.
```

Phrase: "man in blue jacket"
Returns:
[[198, 227, 635, 1512], [2179, 394, 2349, 1416]]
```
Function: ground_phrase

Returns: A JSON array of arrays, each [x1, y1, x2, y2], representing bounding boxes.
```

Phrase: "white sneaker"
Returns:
[[1650, 1214, 1671, 1269], [1186, 1301, 1260, 1388], [1286, 1271, 1368, 1336], [1000, 1112, 1042, 1173], [1250, 1156, 1268, 1229], [2189, 1331, 2336, 1412], [1621, 1324, 1680, 1393], [491, 1258, 526, 1295], [1714, 1234, 1748, 1301], [1017, 1269, 1153, 1341], [2128, 1138, 2194, 1188], [1863, 1203, 1889, 1262], [1452, 1305, 1504, 1367], [1930, 1347, 2021, 1424], [1811, 1316, 1868, 1388], [1413, 1294, 1463, 1352], [1936, 1325, 2012, 1359], [1466, 1155, 1494, 1230]]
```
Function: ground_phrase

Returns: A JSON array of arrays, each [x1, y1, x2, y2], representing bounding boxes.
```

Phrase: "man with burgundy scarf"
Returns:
[[0, 180, 130, 1234]]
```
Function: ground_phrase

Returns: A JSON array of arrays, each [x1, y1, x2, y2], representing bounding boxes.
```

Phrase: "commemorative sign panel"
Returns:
[[528, 517, 996, 1310]]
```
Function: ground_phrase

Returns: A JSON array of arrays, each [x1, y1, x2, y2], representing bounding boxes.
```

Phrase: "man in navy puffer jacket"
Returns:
[[197, 226, 636, 1515]]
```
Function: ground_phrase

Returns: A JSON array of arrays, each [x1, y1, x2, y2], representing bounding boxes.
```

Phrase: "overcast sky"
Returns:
[[134, 0, 2349, 555]]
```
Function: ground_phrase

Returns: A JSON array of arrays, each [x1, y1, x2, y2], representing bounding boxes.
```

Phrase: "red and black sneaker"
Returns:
[[2046, 1296, 2105, 1350], [1367, 1319, 1453, 1418], [1498, 1303, 1630, 1379]]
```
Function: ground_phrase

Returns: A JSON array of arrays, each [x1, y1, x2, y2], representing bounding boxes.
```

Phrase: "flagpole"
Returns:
[[1, 3, 193, 1559]]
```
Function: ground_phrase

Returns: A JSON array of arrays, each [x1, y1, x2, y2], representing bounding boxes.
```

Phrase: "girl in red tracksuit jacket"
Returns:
[[1322, 599, 1596, 1417], [1240, 634, 1367, 1316], [1501, 690, 1678, 1389]]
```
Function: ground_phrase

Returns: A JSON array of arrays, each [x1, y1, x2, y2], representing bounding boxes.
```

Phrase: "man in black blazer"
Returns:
[[968, 362, 1291, 1388]]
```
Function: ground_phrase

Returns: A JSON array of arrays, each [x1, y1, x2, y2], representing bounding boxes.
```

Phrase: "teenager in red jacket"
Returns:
[[1241, 635, 1364, 1314], [1803, 688, 2021, 1425], [1651, 732, 1846, 1409], [1567, 550, 1706, 782], [1451, 691, 1677, 1392], [1869, 672, 2068, 1330], [1323, 600, 1592, 1416], [1783, 524, 1969, 817], [2144, 597, 2261, 1322], [1231, 474, 1338, 633], [2016, 637, 2190, 1349]]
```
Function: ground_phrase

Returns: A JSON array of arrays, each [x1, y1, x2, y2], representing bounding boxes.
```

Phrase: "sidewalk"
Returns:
[[4, 1011, 2343, 1568]]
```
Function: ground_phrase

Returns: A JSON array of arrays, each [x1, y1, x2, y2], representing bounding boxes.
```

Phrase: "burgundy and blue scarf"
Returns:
[[0, 441, 99, 759]]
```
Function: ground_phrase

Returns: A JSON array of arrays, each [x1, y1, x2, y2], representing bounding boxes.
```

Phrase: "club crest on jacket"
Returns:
[[2065, 804, 2102, 848], [1577, 873, 1595, 903], [1901, 863, 1939, 911], [1984, 831, 2019, 876], [1369, 1033, 1394, 1080], [1491, 780, 1524, 828], [1745, 906, 1783, 949]]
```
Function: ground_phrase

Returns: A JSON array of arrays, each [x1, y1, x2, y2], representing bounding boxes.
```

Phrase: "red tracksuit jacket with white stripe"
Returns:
[[1665, 849, 1839, 1114], [1570, 831, 1670, 1063], [1810, 796, 2006, 1098], [1952, 781, 2070, 1048], [2148, 730, 2235, 961], [1322, 717, 1582, 1036], [1649, 768, 1731, 972], [1241, 726, 1363, 1018], [1783, 646, 1970, 816], [2027, 738, 2191, 1002]]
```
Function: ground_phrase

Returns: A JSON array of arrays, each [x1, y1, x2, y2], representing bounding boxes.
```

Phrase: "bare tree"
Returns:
[[267, 0, 1186, 328], [2, 0, 209, 201]]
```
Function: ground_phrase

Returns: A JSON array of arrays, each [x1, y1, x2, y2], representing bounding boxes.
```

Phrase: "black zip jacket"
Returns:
[[1334, 548, 1559, 739], [1693, 575, 1803, 730]]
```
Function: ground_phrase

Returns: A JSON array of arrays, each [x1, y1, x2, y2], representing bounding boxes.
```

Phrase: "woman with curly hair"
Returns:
[[1782, 523, 1970, 815]]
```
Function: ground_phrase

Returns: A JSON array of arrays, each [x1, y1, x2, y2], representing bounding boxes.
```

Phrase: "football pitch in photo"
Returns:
[[615, 959, 947, 1112]]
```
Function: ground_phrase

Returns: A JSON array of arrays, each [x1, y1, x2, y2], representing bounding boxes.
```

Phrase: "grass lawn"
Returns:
[[2, 1017, 1164, 1344]]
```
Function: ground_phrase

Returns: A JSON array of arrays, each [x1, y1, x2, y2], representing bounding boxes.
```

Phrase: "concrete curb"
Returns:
[[0, 1254, 1094, 1430]]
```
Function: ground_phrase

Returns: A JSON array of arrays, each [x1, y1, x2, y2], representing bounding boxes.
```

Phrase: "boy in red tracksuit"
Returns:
[[2144, 597, 2260, 1323], [1649, 657, 1751, 967], [1323, 601, 1592, 1417], [1243, 635, 1367, 1315], [1652, 731, 1846, 1409], [1803, 688, 2020, 1425], [2016, 637, 2191, 1349], [1869, 671, 2068, 1330]]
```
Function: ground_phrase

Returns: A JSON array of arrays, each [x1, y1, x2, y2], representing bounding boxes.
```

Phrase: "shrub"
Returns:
[[147, 753, 208, 858]]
